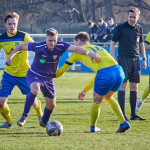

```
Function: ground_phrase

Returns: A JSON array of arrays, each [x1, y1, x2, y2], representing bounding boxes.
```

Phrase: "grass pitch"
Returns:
[[0, 71, 150, 150]]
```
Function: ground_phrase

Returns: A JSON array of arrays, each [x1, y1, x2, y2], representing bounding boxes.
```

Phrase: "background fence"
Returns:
[[0, 34, 149, 74]]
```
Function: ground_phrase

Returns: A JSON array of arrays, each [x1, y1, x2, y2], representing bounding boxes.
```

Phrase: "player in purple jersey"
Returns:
[[6, 28, 100, 127]]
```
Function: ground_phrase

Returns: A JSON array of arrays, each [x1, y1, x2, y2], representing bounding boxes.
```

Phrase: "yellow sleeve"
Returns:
[[145, 32, 150, 43], [0, 42, 2, 50], [56, 52, 79, 78], [24, 33, 34, 42], [83, 75, 95, 93]]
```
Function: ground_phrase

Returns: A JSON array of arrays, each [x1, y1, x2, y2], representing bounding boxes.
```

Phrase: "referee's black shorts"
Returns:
[[117, 56, 140, 83]]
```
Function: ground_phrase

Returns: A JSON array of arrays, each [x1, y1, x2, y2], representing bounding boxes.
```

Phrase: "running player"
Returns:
[[0, 12, 42, 128], [136, 32, 149, 112], [56, 32, 131, 133], [5, 28, 100, 127]]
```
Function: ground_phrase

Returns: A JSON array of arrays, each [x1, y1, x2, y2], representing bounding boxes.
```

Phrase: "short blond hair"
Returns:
[[46, 28, 58, 36]]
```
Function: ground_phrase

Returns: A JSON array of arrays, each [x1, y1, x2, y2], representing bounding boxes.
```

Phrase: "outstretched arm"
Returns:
[[56, 63, 71, 78], [67, 45, 101, 63], [6, 42, 29, 66], [78, 75, 95, 100]]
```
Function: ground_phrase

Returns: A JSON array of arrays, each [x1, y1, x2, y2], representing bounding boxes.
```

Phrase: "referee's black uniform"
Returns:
[[112, 21, 145, 120]]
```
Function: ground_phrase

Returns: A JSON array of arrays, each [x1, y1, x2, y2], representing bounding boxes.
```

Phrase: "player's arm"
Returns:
[[56, 53, 77, 78], [78, 75, 95, 100], [67, 45, 101, 63], [144, 42, 150, 51], [110, 41, 116, 59], [5, 42, 29, 66], [139, 42, 147, 70]]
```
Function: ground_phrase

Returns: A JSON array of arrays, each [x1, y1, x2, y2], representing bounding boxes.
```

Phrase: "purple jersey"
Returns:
[[28, 41, 70, 78]]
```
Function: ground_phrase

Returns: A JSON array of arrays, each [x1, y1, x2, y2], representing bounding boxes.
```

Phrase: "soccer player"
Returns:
[[136, 32, 150, 112], [56, 32, 130, 133], [110, 8, 147, 121], [5, 28, 100, 128], [0, 12, 42, 128]]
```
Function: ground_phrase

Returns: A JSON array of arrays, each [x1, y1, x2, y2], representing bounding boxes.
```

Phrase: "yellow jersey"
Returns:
[[145, 32, 150, 44], [56, 43, 118, 92], [0, 30, 34, 77]]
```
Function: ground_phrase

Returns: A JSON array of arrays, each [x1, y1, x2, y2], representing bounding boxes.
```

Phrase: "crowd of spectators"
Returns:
[[88, 17, 117, 43]]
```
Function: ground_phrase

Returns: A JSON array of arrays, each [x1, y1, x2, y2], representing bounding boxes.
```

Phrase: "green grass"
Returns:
[[0, 71, 150, 150]]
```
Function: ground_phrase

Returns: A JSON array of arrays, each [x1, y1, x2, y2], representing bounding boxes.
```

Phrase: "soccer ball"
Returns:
[[46, 120, 63, 136]]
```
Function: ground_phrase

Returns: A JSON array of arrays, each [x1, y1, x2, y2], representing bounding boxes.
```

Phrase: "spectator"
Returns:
[[88, 21, 98, 42], [103, 18, 117, 42], [94, 18, 107, 42]]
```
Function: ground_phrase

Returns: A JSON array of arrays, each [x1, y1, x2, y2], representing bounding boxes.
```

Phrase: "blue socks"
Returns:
[[23, 92, 36, 117], [42, 107, 53, 124]]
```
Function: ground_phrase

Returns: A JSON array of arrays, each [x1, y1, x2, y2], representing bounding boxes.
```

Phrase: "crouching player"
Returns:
[[56, 32, 131, 133]]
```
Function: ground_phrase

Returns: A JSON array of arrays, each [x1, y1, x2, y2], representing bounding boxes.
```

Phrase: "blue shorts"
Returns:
[[94, 64, 125, 95], [27, 69, 56, 99], [0, 72, 30, 97]]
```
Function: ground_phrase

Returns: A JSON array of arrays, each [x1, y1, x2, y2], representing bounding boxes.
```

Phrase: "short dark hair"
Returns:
[[46, 28, 58, 36], [128, 8, 140, 15], [108, 17, 113, 21], [98, 18, 103, 22], [74, 32, 90, 43], [88, 21, 93, 26], [4, 12, 19, 23]]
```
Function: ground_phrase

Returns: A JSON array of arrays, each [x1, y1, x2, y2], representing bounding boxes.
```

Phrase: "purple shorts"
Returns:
[[26, 69, 56, 99]]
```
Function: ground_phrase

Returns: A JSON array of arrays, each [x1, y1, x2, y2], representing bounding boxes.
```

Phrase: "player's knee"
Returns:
[[31, 89, 40, 96], [47, 103, 56, 110], [0, 98, 7, 109]]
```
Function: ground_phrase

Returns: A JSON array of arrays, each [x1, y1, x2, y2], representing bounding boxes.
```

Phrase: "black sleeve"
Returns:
[[139, 26, 144, 43], [111, 25, 121, 42]]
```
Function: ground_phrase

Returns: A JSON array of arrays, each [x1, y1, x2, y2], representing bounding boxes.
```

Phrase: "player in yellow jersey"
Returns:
[[56, 32, 131, 133], [0, 12, 42, 128], [136, 32, 149, 112]]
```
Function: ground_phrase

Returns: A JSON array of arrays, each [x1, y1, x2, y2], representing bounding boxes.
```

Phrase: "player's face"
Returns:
[[5, 18, 18, 34], [45, 35, 58, 51], [128, 12, 139, 26]]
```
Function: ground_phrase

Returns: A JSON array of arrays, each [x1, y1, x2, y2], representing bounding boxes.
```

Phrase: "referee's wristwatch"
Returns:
[[143, 57, 147, 61]]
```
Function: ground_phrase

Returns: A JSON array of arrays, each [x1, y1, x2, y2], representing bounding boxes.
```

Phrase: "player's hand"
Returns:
[[78, 91, 86, 100], [89, 52, 101, 63], [142, 59, 147, 70], [5, 57, 12, 66]]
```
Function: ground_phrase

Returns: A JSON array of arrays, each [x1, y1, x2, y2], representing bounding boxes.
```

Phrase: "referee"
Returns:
[[110, 8, 147, 121]]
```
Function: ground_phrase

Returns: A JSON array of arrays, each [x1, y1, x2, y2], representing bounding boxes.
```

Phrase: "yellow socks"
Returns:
[[33, 100, 43, 117], [104, 97, 125, 124], [90, 102, 100, 126], [0, 104, 11, 123], [141, 86, 150, 101]]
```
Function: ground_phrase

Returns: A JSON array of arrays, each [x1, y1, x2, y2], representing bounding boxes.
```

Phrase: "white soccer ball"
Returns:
[[46, 120, 63, 136]]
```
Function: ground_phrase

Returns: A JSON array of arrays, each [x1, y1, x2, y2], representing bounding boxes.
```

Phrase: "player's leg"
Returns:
[[136, 76, 150, 111], [17, 77, 42, 119], [104, 91, 125, 124], [106, 64, 130, 133], [39, 78, 56, 128], [117, 56, 130, 121], [39, 97, 56, 127], [129, 58, 146, 120], [32, 98, 43, 119], [0, 97, 12, 128], [17, 81, 40, 126], [0, 72, 15, 128], [90, 92, 103, 132], [118, 82, 128, 120]]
